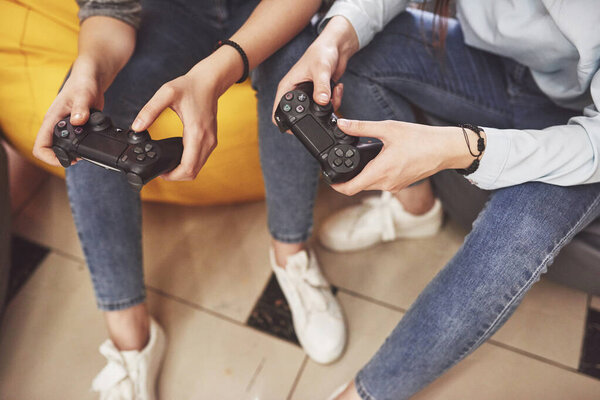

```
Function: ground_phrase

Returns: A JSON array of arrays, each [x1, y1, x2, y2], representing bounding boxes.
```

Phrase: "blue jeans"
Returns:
[[66, 0, 320, 310], [312, 9, 600, 399]]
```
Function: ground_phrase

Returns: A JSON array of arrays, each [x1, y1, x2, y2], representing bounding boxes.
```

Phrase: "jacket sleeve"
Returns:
[[76, 0, 142, 29], [468, 70, 600, 189]]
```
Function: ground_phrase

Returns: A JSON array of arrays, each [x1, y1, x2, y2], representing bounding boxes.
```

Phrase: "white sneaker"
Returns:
[[270, 249, 346, 364], [91, 318, 166, 400], [319, 191, 443, 252]]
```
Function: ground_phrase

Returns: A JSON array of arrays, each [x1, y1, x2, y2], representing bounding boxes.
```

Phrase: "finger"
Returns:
[[34, 105, 69, 166], [162, 116, 217, 181], [337, 118, 391, 139], [332, 58, 348, 82], [331, 83, 344, 112], [162, 134, 201, 181], [70, 94, 93, 126], [331, 158, 385, 196], [132, 83, 177, 131], [313, 69, 332, 105]]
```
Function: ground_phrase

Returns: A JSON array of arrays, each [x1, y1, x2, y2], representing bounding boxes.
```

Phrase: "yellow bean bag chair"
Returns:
[[0, 0, 265, 205]]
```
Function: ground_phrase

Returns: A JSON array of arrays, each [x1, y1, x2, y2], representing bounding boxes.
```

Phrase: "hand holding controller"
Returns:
[[52, 110, 183, 191], [274, 82, 382, 184]]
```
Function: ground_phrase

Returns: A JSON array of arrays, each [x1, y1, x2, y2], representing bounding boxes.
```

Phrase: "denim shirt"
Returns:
[[323, 0, 600, 190]]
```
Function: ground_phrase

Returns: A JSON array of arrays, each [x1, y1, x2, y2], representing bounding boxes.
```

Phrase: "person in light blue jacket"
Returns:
[[269, 0, 600, 398]]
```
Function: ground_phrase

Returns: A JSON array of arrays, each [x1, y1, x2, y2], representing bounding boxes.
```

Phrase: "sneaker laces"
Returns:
[[91, 340, 140, 400], [361, 191, 404, 242], [283, 251, 330, 313]]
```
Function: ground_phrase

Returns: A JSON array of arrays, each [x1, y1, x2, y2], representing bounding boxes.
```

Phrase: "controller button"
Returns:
[[73, 138, 79, 146], [345, 149, 355, 158], [115, 128, 123, 133], [134, 146, 143, 154], [121, 155, 128, 162], [335, 148, 344, 157], [298, 93, 307, 102], [144, 143, 153, 152], [334, 158, 343, 166], [321, 153, 328, 160], [296, 105, 305, 113], [74, 127, 83, 135], [147, 151, 156, 159], [57, 120, 67, 128], [289, 116, 297, 123], [60, 130, 69, 138], [285, 92, 294, 101], [282, 104, 292, 112], [344, 159, 354, 167], [136, 154, 146, 162]]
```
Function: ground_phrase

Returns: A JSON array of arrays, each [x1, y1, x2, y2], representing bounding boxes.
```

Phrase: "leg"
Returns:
[[252, 25, 348, 363], [340, 7, 513, 204], [353, 182, 600, 399], [252, 25, 321, 258], [67, 0, 223, 344], [322, 8, 576, 251], [66, 1, 227, 396]]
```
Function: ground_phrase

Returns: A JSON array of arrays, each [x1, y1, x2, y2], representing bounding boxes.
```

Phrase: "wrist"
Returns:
[[319, 15, 359, 64], [71, 54, 118, 92], [69, 55, 103, 88], [438, 126, 486, 171], [198, 46, 245, 96]]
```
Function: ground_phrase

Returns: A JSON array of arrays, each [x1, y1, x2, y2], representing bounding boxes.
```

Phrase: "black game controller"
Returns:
[[52, 110, 183, 191], [275, 82, 382, 184]]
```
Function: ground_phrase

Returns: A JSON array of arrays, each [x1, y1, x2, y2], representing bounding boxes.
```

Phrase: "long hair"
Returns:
[[423, 0, 451, 49]]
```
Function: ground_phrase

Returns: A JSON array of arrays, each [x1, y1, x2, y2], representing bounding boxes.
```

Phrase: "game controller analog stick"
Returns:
[[89, 111, 112, 131], [275, 82, 383, 184], [128, 129, 150, 144], [311, 101, 333, 117], [52, 109, 183, 191]]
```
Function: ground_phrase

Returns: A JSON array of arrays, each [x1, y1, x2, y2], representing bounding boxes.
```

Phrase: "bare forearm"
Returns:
[[205, 0, 322, 94], [74, 16, 136, 91]]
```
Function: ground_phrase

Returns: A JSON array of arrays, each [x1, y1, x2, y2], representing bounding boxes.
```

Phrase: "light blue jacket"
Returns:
[[323, 0, 600, 190]]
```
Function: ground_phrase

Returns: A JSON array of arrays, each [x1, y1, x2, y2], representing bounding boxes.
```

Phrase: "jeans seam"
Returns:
[[451, 191, 600, 366], [368, 80, 405, 122], [266, 161, 319, 244], [97, 293, 146, 311], [269, 231, 312, 244], [65, 177, 100, 294], [355, 375, 376, 400]]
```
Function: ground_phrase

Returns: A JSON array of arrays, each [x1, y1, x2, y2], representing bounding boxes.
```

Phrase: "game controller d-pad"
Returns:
[[52, 110, 183, 191], [275, 82, 382, 184]]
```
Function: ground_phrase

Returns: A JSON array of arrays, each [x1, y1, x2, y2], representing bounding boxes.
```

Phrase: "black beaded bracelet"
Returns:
[[215, 39, 249, 84], [455, 124, 486, 176]]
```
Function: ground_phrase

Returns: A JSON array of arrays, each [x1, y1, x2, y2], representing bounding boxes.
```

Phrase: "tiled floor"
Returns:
[[3, 174, 600, 399]]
